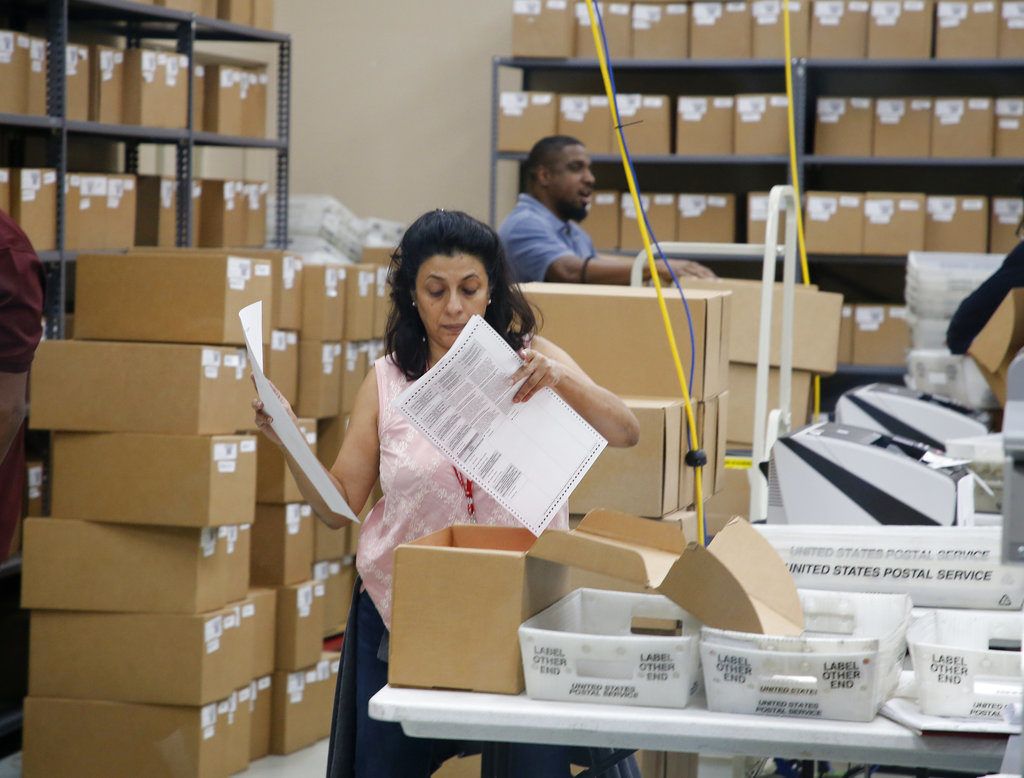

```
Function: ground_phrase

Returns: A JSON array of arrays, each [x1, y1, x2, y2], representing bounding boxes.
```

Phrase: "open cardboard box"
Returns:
[[968, 287, 1024, 406], [388, 512, 801, 695]]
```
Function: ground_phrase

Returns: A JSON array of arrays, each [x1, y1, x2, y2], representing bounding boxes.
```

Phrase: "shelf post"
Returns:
[[175, 15, 196, 247], [44, 0, 68, 341], [274, 38, 291, 249]]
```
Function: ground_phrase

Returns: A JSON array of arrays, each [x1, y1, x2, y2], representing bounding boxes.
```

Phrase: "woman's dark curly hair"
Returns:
[[384, 209, 537, 381]]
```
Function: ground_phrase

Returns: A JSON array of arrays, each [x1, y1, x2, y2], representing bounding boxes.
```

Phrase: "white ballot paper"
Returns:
[[393, 315, 607, 535], [238, 301, 358, 522]]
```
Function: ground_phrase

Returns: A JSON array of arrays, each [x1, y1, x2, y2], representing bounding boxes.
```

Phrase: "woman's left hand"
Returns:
[[510, 348, 567, 403]]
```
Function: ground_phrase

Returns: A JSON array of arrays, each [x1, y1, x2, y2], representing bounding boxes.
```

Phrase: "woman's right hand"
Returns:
[[250, 375, 293, 448]]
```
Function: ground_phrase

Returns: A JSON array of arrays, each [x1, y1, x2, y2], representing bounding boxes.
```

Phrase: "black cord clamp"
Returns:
[[685, 449, 707, 468]]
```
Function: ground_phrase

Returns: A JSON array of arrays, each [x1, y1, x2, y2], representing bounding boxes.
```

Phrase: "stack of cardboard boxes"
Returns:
[[837, 304, 911, 366], [513, 0, 1023, 60], [1, 167, 58, 252], [147, 0, 275, 29]]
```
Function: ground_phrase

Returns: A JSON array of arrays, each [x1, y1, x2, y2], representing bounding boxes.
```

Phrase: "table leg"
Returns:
[[480, 742, 510, 778]]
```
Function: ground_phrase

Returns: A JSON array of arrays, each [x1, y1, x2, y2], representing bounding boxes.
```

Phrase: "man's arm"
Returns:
[[0, 371, 28, 464], [544, 252, 717, 284]]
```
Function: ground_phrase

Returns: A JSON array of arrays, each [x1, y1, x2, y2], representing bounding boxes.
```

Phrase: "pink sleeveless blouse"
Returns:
[[357, 355, 570, 629]]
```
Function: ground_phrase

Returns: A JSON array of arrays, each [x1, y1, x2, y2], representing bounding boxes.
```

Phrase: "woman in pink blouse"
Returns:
[[254, 209, 639, 777]]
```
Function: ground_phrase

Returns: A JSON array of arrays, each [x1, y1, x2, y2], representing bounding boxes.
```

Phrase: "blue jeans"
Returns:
[[353, 588, 578, 777]]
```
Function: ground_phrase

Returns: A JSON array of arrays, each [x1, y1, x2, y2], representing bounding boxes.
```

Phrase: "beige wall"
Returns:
[[275, 0, 517, 226]]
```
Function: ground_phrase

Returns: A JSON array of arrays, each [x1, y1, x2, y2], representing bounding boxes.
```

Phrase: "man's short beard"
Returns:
[[554, 200, 588, 223]]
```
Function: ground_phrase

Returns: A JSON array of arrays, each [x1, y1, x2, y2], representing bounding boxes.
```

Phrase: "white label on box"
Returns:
[[560, 96, 588, 122], [346, 342, 361, 370], [223, 611, 239, 630], [305, 670, 318, 685], [995, 198, 1024, 223], [750, 196, 769, 221], [286, 331, 298, 345], [66, 47, 80, 77], [856, 306, 885, 331], [258, 676, 272, 691], [997, 98, 1024, 118], [610, 3, 630, 14], [969, 98, 991, 111], [817, 98, 846, 124], [905, 0, 925, 9], [329, 562, 342, 575], [225, 525, 239, 553], [769, 95, 788, 108], [297, 585, 313, 618], [79, 199, 90, 211], [160, 179, 174, 209], [850, 0, 869, 9], [376, 266, 388, 298], [753, 0, 781, 23], [358, 270, 374, 296], [962, 198, 985, 211], [304, 428, 317, 445], [975, 0, 995, 10], [288, 672, 304, 703], [816, 0, 845, 22], [314, 561, 330, 581], [242, 603, 256, 619], [217, 460, 236, 474], [615, 93, 641, 117], [633, 4, 663, 27], [680, 195, 708, 218], [739, 95, 767, 119], [286, 503, 301, 526], [898, 198, 920, 211], [843, 305, 853, 318], [877, 99, 906, 124], [322, 344, 336, 374], [205, 616, 223, 653], [300, 504, 312, 517], [315, 583, 326, 597], [1004, 0, 1024, 17], [808, 196, 838, 221], [165, 54, 179, 87], [707, 195, 728, 208], [871, 0, 901, 24], [726, 1, 748, 10], [317, 660, 331, 681], [325, 267, 339, 297], [911, 98, 932, 111], [927, 196, 956, 221], [693, 3, 724, 25], [0, 33, 12, 64], [200, 528, 217, 557], [667, 3, 689, 12], [679, 97, 708, 121], [642, 96, 665, 109], [936, 99, 965, 125], [239, 687, 252, 705], [100, 50, 114, 80], [271, 330, 287, 351], [890, 306, 908, 318], [840, 195, 861, 208], [283, 255, 299, 289], [223, 353, 240, 370], [500, 92, 529, 117], [595, 193, 616, 206], [227, 257, 252, 291], [202, 703, 217, 729], [254, 261, 272, 278], [865, 199, 895, 224], [142, 51, 157, 82], [654, 193, 674, 206], [548, 0, 568, 8], [214, 442, 238, 461], [850, 97, 871, 110]]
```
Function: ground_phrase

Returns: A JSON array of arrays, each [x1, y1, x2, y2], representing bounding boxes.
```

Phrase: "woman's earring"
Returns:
[[487, 298, 492, 305], [411, 300, 417, 308]]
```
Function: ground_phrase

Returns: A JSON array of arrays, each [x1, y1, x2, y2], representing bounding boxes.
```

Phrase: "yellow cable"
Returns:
[[781, 1, 823, 419], [584, 0, 706, 546]]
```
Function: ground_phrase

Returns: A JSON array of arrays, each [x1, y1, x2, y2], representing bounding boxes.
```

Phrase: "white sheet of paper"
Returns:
[[239, 302, 358, 522], [393, 315, 607, 535]]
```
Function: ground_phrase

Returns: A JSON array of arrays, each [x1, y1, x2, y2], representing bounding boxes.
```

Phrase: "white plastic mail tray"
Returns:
[[518, 588, 702, 709], [700, 589, 912, 722], [908, 610, 1022, 720]]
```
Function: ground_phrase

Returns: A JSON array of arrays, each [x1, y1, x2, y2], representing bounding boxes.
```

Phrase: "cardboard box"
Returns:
[[682, 277, 843, 373], [0, 169, 9, 215], [75, 251, 272, 345], [838, 304, 855, 362], [11, 168, 56, 252], [198, 179, 247, 247], [873, 98, 932, 157], [274, 580, 326, 671], [936, 0, 998, 58], [681, 393, 727, 508], [810, 0, 870, 58], [932, 97, 994, 158], [691, 2, 753, 58], [64, 173, 137, 250], [301, 264, 346, 341], [512, 0, 576, 57], [31, 340, 253, 435], [344, 263, 378, 341], [727, 364, 813, 445], [868, 0, 935, 58], [814, 97, 874, 156], [632, 3, 690, 59], [241, 69, 269, 138], [620, 192, 678, 251], [29, 605, 250, 706], [25, 36, 46, 116], [498, 92, 557, 153], [224, 686, 252, 776], [22, 518, 230, 613], [264, 331, 299, 405], [996, 97, 1024, 157], [65, 45, 90, 121], [969, 288, 1024, 404], [862, 192, 926, 255], [925, 195, 989, 252], [851, 305, 910, 365], [734, 94, 789, 155], [373, 265, 390, 337], [571, 398, 683, 518], [585, 191, 620, 248], [804, 191, 865, 254], [219, 0, 253, 23], [340, 341, 372, 415], [315, 514, 351, 562], [318, 559, 355, 636], [297, 341, 342, 418], [243, 181, 268, 246], [557, 95, 612, 154], [249, 676, 273, 761], [270, 656, 337, 754], [752, 0, 811, 57], [246, 588, 278, 678], [676, 194, 736, 243], [251, 0, 274, 28], [123, 49, 188, 128], [220, 524, 251, 604], [676, 96, 735, 155], [25, 459, 43, 517], [389, 526, 571, 693], [746, 191, 770, 243], [23, 697, 229, 778], [524, 282, 731, 399], [999, 0, 1024, 57], [257, 416, 312, 507], [51, 432, 256, 528], [135, 176, 177, 247], [614, 94, 670, 155], [251, 504, 315, 586], [202, 64, 244, 135], [0, 33, 29, 115], [575, 2, 632, 58], [991, 196, 1023, 253]]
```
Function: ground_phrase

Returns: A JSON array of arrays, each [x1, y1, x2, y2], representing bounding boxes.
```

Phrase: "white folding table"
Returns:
[[370, 685, 1008, 775]]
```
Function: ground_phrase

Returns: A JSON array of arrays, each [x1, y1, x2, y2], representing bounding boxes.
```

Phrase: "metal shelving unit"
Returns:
[[489, 55, 1024, 275], [0, 0, 291, 340]]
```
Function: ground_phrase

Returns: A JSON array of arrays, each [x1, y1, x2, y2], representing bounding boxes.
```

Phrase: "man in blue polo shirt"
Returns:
[[498, 135, 715, 284]]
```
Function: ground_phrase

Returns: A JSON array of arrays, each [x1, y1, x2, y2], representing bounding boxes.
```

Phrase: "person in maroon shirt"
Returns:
[[0, 209, 44, 560]]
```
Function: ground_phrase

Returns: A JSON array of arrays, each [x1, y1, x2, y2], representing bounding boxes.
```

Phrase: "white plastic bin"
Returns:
[[946, 433, 1004, 514], [518, 588, 702, 709], [908, 610, 1023, 719], [700, 590, 911, 722], [907, 349, 999, 410]]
